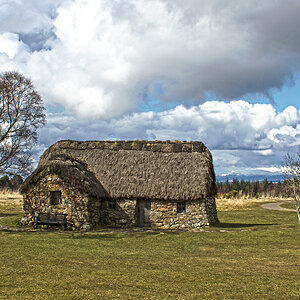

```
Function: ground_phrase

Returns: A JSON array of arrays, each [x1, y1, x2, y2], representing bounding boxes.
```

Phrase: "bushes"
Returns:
[[224, 190, 239, 199]]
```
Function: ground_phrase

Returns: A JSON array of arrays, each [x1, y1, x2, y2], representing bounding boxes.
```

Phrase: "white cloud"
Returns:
[[1, 1, 300, 175], [254, 167, 282, 173], [1, 0, 300, 118], [253, 149, 274, 156], [0, 32, 30, 60], [268, 124, 300, 147], [0, 0, 62, 34], [0, 33, 20, 59], [36, 101, 300, 175]]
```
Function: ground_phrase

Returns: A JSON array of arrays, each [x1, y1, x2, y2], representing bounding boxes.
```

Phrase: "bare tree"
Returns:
[[282, 151, 300, 222], [0, 71, 46, 176]]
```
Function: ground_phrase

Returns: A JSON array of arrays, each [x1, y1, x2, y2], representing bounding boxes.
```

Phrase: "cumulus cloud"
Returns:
[[2, 1, 300, 175], [1, 0, 300, 118], [0, 33, 26, 59], [0, 0, 62, 34], [36, 101, 300, 174]]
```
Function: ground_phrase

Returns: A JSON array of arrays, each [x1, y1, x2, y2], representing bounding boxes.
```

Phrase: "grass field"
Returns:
[[0, 193, 299, 299], [280, 201, 298, 210]]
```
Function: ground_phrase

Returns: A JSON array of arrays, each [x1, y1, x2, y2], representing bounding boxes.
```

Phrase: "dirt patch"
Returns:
[[261, 202, 296, 212]]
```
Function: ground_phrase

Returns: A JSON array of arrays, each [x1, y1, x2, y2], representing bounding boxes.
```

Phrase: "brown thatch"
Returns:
[[20, 153, 106, 197], [37, 140, 216, 201]]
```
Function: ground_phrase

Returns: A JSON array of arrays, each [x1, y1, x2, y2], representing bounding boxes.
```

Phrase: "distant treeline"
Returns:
[[0, 175, 23, 191], [216, 178, 293, 199]]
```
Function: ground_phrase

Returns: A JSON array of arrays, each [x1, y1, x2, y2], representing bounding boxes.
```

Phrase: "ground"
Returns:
[[0, 192, 299, 299]]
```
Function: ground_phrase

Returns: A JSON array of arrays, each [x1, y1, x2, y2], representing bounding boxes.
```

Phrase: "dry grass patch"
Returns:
[[0, 190, 22, 209], [0, 190, 23, 227], [0, 189, 22, 200], [216, 196, 293, 211]]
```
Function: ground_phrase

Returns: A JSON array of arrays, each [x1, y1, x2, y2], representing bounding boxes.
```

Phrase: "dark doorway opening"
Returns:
[[136, 199, 151, 227]]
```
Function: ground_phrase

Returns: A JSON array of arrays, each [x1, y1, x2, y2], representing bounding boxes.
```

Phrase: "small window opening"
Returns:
[[177, 202, 186, 213], [50, 191, 62, 205], [108, 199, 116, 209]]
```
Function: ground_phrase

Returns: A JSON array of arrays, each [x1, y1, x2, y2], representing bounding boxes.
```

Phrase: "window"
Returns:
[[108, 199, 116, 209], [50, 191, 62, 205], [177, 202, 186, 213]]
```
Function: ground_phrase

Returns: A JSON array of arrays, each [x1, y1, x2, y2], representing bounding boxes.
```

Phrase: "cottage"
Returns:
[[20, 154, 108, 229], [21, 140, 218, 230]]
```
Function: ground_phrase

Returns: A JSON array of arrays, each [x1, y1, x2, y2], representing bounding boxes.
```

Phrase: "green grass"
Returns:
[[0, 204, 299, 299], [280, 201, 297, 210], [0, 204, 23, 228], [0, 212, 23, 228]]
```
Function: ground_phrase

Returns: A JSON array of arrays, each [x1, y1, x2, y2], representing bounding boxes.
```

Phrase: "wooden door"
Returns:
[[136, 199, 151, 227]]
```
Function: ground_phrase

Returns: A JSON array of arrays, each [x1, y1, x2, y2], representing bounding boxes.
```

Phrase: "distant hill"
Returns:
[[216, 174, 284, 183]]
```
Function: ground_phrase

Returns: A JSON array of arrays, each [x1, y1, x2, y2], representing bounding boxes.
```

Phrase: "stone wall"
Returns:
[[22, 174, 105, 229], [22, 173, 218, 230], [150, 200, 210, 229], [106, 198, 217, 229], [205, 197, 219, 224], [106, 198, 136, 227]]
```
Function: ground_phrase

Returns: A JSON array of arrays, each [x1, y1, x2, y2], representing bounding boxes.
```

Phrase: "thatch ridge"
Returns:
[[41, 139, 209, 154], [38, 140, 216, 201], [20, 153, 106, 197]]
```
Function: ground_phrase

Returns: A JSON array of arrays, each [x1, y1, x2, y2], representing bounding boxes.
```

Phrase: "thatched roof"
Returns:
[[36, 140, 216, 201], [20, 153, 106, 197]]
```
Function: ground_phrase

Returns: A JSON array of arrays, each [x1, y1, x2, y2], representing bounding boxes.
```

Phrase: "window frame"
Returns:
[[108, 199, 116, 209], [50, 191, 62, 205], [177, 202, 186, 213]]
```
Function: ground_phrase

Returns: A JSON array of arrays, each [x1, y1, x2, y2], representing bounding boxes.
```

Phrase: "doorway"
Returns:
[[136, 199, 151, 227]]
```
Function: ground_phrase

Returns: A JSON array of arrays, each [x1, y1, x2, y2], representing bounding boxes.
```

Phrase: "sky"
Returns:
[[0, 0, 300, 177]]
